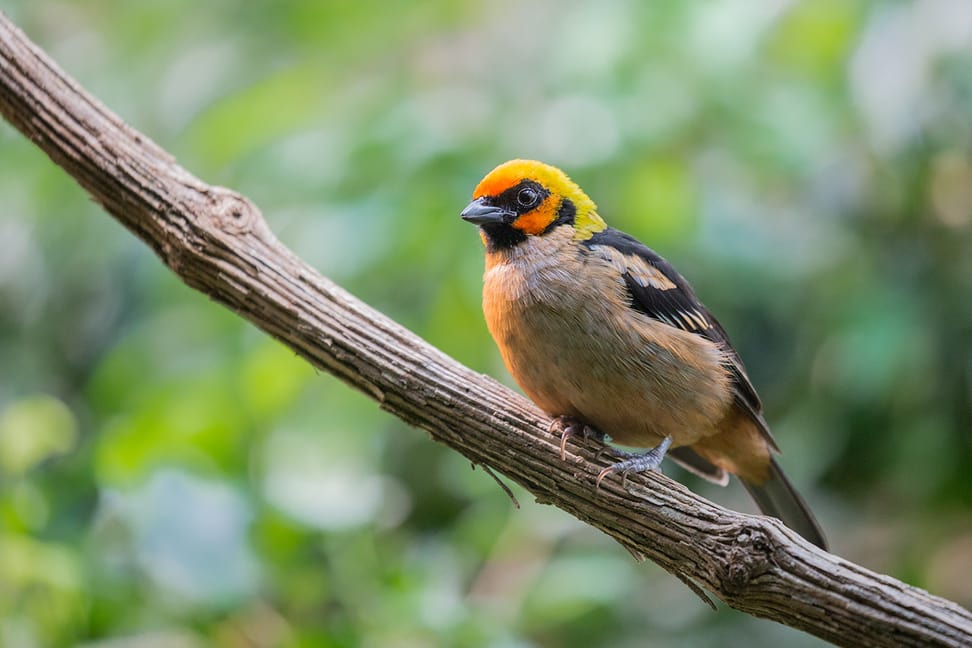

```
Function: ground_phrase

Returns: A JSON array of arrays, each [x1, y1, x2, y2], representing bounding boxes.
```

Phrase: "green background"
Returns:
[[2, 1, 971, 646]]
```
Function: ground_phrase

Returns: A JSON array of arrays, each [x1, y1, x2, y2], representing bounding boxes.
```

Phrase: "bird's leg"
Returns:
[[548, 415, 606, 461], [596, 436, 673, 488]]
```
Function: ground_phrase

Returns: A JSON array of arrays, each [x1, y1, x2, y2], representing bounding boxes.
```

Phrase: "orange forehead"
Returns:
[[473, 159, 572, 199]]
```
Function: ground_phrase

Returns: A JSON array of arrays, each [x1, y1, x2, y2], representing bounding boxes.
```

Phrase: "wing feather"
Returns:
[[585, 228, 779, 452]]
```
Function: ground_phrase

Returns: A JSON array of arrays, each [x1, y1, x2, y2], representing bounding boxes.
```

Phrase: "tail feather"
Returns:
[[740, 457, 827, 550], [669, 446, 729, 486]]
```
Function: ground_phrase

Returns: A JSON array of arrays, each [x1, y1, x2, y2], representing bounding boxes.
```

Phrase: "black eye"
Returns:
[[516, 187, 539, 208]]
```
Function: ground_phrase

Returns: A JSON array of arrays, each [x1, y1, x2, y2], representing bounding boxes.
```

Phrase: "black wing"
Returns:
[[584, 228, 778, 451]]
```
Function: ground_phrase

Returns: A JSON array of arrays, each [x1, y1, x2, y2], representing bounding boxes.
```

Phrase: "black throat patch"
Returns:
[[480, 222, 527, 252]]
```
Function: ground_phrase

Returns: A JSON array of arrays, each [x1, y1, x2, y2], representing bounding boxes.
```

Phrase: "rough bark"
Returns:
[[1, 13, 970, 647]]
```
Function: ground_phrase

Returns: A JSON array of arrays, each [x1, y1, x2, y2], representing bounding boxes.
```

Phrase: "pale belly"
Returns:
[[483, 258, 732, 448]]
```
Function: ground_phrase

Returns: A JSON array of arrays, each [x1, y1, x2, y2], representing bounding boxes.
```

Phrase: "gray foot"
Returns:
[[548, 416, 606, 460], [596, 436, 673, 487]]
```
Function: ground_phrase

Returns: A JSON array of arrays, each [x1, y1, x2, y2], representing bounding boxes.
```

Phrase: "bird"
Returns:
[[460, 159, 827, 550]]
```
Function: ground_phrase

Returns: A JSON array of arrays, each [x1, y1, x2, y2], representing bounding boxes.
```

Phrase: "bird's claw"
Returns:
[[596, 436, 673, 488], [549, 416, 605, 461]]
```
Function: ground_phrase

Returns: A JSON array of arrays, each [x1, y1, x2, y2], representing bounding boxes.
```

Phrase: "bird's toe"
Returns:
[[595, 436, 673, 488]]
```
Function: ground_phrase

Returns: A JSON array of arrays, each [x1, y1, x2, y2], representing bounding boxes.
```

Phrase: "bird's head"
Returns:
[[461, 160, 606, 251]]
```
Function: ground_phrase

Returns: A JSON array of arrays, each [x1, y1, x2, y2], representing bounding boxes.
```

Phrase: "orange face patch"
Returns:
[[512, 195, 558, 235]]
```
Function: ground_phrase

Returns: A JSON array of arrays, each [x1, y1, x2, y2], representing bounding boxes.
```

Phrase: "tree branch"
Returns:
[[1, 13, 970, 647]]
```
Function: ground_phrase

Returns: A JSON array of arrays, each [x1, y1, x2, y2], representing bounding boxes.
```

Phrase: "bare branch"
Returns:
[[1, 13, 970, 647]]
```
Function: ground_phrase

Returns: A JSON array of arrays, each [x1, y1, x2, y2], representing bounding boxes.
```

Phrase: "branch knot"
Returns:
[[206, 187, 260, 235], [722, 527, 772, 594]]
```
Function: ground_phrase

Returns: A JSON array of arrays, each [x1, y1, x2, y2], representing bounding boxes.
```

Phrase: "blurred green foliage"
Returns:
[[1, 1, 971, 646]]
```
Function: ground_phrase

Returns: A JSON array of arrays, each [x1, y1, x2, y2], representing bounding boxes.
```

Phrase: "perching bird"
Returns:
[[461, 159, 827, 549]]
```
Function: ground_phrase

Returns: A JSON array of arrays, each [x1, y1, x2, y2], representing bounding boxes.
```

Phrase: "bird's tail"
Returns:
[[740, 457, 828, 551]]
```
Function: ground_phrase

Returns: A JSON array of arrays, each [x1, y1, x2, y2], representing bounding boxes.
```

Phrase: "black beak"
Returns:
[[460, 198, 512, 225]]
